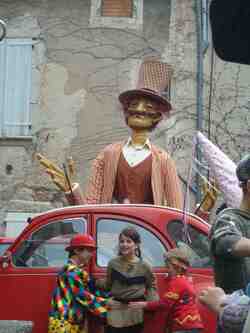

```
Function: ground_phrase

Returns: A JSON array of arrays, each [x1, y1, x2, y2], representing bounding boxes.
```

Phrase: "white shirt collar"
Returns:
[[125, 137, 151, 150]]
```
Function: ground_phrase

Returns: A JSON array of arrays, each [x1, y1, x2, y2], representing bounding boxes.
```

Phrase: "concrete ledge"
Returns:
[[0, 321, 33, 333]]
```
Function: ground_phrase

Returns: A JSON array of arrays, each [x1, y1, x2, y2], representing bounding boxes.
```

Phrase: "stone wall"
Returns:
[[0, 0, 173, 231], [165, 0, 250, 212], [0, 0, 250, 229]]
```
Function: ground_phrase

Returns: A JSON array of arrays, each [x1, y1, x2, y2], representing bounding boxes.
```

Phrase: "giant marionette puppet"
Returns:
[[37, 58, 183, 209]]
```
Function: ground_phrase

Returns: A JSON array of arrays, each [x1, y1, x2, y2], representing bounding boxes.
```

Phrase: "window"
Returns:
[[102, 0, 133, 17], [96, 218, 166, 267], [12, 218, 86, 268], [167, 219, 212, 268], [0, 39, 33, 137], [90, 0, 143, 30]]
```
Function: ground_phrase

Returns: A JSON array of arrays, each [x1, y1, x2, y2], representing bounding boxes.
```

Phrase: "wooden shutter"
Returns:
[[101, 0, 133, 17], [0, 39, 32, 137]]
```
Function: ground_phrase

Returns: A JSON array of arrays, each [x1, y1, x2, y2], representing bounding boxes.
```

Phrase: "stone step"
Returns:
[[0, 321, 33, 333]]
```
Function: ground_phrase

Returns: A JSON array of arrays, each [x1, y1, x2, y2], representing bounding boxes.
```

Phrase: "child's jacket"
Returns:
[[146, 274, 203, 332]]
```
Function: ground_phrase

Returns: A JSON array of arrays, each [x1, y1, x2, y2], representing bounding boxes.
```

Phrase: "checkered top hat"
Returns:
[[119, 57, 173, 113], [196, 131, 242, 208]]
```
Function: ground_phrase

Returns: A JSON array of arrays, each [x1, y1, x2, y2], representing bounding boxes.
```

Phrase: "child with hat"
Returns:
[[48, 234, 109, 333], [129, 248, 204, 333]]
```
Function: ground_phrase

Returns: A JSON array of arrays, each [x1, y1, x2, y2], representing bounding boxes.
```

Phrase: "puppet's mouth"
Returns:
[[127, 110, 160, 119]]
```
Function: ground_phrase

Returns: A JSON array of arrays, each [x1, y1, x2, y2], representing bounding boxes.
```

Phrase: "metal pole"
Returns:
[[195, 0, 204, 203], [0, 19, 6, 42], [201, 0, 209, 53]]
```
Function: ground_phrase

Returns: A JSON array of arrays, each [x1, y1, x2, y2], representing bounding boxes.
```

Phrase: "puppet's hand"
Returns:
[[202, 180, 219, 211], [196, 179, 219, 215], [36, 153, 72, 192]]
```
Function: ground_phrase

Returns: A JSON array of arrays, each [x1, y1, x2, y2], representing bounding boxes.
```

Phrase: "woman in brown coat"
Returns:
[[105, 227, 158, 333]]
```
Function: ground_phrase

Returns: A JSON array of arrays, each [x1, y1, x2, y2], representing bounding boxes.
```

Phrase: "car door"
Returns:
[[91, 213, 171, 333], [0, 216, 87, 333]]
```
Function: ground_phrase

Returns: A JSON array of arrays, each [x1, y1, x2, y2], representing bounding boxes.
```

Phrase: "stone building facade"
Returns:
[[0, 0, 250, 236]]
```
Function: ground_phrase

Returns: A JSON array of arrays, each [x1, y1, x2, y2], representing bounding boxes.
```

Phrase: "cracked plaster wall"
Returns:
[[162, 0, 250, 212], [0, 0, 250, 227]]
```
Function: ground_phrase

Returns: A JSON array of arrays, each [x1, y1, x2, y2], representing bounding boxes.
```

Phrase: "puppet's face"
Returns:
[[126, 96, 162, 130]]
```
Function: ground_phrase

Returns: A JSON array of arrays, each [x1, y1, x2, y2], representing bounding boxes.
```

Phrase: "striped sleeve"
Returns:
[[163, 153, 183, 210], [84, 151, 105, 204], [210, 212, 242, 257]]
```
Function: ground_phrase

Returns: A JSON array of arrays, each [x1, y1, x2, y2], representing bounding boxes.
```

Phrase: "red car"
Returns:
[[0, 204, 216, 333]]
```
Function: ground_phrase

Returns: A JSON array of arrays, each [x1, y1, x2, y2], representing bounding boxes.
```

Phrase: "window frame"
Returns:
[[90, 0, 143, 30], [101, 0, 133, 18]]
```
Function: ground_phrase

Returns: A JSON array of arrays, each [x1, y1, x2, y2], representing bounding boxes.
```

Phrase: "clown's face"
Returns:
[[75, 247, 95, 266], [126, 96, 162, 130]]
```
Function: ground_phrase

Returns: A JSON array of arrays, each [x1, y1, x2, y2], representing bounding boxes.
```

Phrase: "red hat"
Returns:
[[119, 57, 173, 114], [65, 234, 96, 252]]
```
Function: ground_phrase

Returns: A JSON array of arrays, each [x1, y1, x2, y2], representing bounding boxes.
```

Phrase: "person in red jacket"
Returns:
[[129, 248, 204, 333]]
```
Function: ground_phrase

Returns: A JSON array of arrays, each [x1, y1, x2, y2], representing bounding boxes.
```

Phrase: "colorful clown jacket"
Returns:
[[146, 274, 204, 332], [49, 259, 108, 327]]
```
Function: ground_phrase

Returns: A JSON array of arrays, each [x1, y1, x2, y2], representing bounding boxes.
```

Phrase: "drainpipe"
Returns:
[[195, 0, 203, 203]]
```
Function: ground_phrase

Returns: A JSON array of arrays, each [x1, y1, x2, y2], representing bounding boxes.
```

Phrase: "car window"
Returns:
[[167, 219, 213, 268], [96, 218, 166, 267], [0, 243, 12, 256], [12, 218, 86, 268]]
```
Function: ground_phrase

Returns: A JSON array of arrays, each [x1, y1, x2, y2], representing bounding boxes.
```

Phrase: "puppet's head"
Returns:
[[119, 58, 173, 131]]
